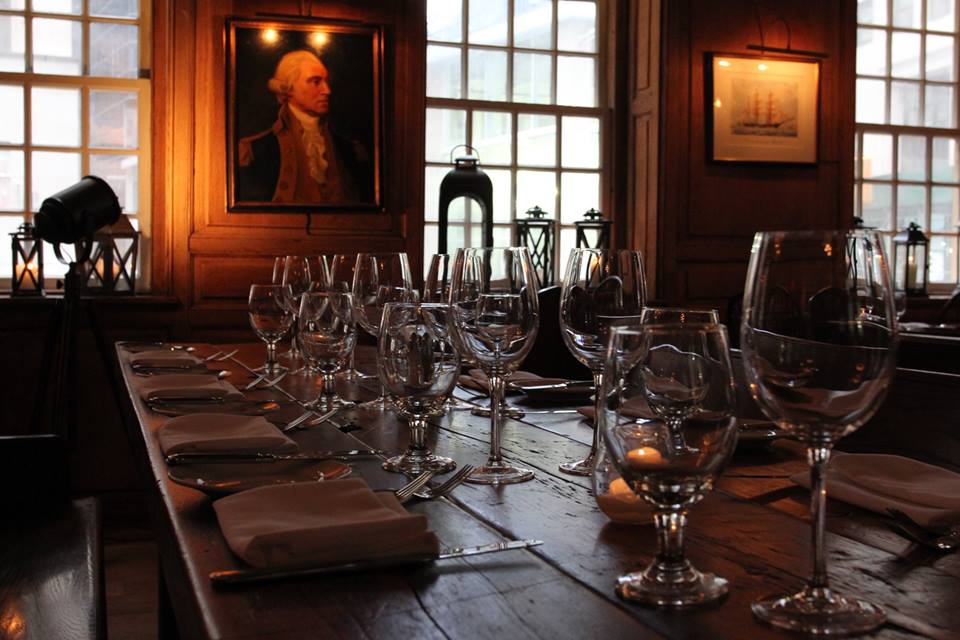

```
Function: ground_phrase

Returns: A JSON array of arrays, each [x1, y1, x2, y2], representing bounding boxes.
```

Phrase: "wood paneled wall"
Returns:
[[153, 0, 426, 336], [656, 0, 857, 313]]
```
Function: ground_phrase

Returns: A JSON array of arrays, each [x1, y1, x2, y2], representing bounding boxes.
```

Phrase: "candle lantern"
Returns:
[[438, 145, 494, 254], [892, 222, 928, 297], [10, 221, 44, 296], [79, 214, 139, 294], [574, 208, 612, 249], [515, 205, 556, 287]]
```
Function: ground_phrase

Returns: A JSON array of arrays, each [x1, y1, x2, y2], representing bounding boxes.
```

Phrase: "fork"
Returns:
[[887, 508, 960, 551], [394, 470, 438, 504], [412, 464, 474, 500]]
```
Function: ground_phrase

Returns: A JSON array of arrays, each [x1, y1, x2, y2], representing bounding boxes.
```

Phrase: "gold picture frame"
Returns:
[[708, 53, 820, 164]]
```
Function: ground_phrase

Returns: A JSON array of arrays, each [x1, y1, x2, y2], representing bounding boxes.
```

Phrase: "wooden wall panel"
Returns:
[[657, 0, 857, 317]]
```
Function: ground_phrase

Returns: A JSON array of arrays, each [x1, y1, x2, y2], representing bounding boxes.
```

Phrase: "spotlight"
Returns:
[[34, 176, 121, 245]]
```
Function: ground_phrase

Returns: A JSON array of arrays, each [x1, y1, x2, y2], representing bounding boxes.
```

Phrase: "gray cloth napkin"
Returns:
[[137, 374, 244, 402], [157, 413, 297, 456], [130, 349, 201, 369]]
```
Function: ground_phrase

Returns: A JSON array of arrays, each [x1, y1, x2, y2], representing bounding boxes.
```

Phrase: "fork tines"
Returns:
[[394, 471, 437, 503], [422, 464, 475, 499]]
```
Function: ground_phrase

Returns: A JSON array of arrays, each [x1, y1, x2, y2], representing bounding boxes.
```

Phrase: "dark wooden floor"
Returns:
[[102, 497, 159, 640]]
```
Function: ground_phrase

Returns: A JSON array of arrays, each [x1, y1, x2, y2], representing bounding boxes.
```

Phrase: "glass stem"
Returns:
[[653, 509, 691, 572], [289, 315, 300, 355], [407, 417, 428, 456], [322, 372, 336, 399], [488, 372, 505, 464], [808, 446, 832, 590], [266, 341, 277, 374], [587, 369, 605, 458]]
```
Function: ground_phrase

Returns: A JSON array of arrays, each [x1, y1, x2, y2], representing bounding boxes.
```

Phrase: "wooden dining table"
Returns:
[[116, 342, 960, 640]]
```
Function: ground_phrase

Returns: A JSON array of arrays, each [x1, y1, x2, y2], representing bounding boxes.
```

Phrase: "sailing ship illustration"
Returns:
[[731, 80, 799, 137], [739, 88, 788, 128]]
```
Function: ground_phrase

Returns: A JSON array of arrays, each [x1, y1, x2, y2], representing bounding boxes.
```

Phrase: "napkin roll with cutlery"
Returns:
[[214, 478, 439, 568], [129, 349, 202, 370], [137, 374, 245, 403], [158, 413, 298, 456]]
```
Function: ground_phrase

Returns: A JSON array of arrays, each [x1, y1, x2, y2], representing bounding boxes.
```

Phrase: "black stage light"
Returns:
[[34, 175, 121, 245]]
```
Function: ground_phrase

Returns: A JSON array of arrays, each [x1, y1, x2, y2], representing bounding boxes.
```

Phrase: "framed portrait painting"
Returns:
[[226, 18, 382, 211], [708, 53, 820, 164]]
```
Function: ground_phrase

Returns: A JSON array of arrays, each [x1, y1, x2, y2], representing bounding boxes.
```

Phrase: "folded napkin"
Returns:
[[157, 413, 297, 456], [791, 453, 960, 529], [130, 349, 201, 369], [577, 397, 657, 422], [214, 478, 440, 568], [137, 374, 244, 403], [458, 368, 568, 394]]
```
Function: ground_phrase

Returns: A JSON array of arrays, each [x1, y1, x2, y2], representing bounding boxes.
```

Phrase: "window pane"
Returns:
[[890, 31, 921, 78], [492, 225, 512, 248], [0, 1, 25, 8], [0, 216, 25, 278], [861, 183, 892, 229], [32, 18, 82, 76], [558, 1, 596, 53], [558, 227, 576, 274], [468, 48, 507, 101], [862, 133, 893, 178], [424, 224, 439, 264], [856, 28, 887, 76], [560, 172, 599, 223], [90, 0, 139, 19], [0, 150, 25, 210], [90, 154, 138, 212], [926, 35, 955, 81], [513, 52, 552, 104], [446, 198, 468, 223], [892, 0, 922, 28], [425, 166, 446, 221], [858, 0, 888, 25], [486, 168, 513, 222], [927, 0, 956, 31], [561, 116, 599, 169], [427, 45, 462, 99], [425, 108, 466, 162], [516, 169, 555, 215], [929, 235, 955, 283], [472, 110, 512, 165], [898, 135, 927, 180], [517, 113, 556, 167], [90, 90, 139, 149], [896, 185, 926, 228], [427, 0, 462, 43], [890, 81, 921, 125], [925, 85, 955, 128], [557, 55, 595, 107], [932, 137, 959, 183], [856, 78, 886, 123], [468, 0, 507, 45], [32, 0, 82, 14], [90, 22, 139, 78], [31, 87, 80, 147], [30, 151, 80, 210], [0, 16, 25, 72], [930, 186, 959, 231], [0, 85, 24, 145], [514, 0, 552, 49]]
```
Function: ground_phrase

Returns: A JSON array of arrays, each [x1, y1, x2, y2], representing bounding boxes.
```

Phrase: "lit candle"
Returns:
[[15, 260, 38, 285], [626, 446, 665, 468], [906, 256, 917, 289]]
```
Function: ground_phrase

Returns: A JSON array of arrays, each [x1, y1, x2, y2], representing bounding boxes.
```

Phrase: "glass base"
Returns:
[[447, 397, 476, 411], [616, 562, 728, 608], [558, 454, 595, 476], [752, 587, 885, 636], [471, 405, 525, 419], [341, 368, 376, 382], [254, 363, 288, 376], [383, 453, 456, 475], [304, 395, 353, 414], [358, 396, 391, 411], [465, 462, 535, 485]]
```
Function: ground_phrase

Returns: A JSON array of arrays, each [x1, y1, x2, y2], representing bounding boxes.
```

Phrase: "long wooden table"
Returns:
[[117, 343, 960, 639]]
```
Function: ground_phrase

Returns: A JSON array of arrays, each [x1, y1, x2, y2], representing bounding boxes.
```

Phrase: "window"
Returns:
[[854, 0, 960, 290], [424, 0, 606, 281], [0, 0, 151, 288]]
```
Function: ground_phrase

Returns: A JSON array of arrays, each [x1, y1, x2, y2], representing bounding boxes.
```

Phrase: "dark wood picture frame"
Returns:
[[226, 18, 383, 211]]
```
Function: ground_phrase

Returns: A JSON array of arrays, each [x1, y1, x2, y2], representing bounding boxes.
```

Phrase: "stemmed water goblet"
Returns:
[[741, 230, 896, 635], [558, 248, 646, 475], [378, 302, 459, 474], [424, 253, 452, 302], [297, 291, 356, 413], [329, 254, 369, 381], [600, 322, 738, 606], [450, 247, 539, 485], [248, 284, 295, 377], [274, 256, 314, 368]]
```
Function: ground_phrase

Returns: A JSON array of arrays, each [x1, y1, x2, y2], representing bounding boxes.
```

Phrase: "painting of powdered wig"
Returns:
[[227, 18, 382, 211]]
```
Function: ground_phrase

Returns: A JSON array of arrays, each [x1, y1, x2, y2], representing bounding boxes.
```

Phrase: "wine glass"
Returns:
[[278, 256, 314, 368], [378, 302, 459, 474], [599, 322, 738, 606], [297, 291, 356, 413], [329, 254, 369, 381], [450, 247, 539, 485], [424, 253, 452, 302], [352, 252, 417, 408], [248, 284, 295, 376], [741, 230, 896, 635], [558, 248, 646, 475]]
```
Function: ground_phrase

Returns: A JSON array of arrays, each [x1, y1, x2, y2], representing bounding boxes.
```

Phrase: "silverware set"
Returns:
[[887, 508, 960, 551]]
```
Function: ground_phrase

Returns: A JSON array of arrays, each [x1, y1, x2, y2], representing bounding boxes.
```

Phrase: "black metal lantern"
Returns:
[[10, 221, 44, 296], [892, 222, 929, 297], [80, 214, 139, 294], [515, 205, 556, 287], [438, 145, 494, 254], [574, 208, 612, 249]]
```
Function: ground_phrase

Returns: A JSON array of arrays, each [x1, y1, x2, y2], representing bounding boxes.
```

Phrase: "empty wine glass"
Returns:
[[600, 322, 738, 607], [277, 256, 314, 367], [352, 252, 417, 408], [742, 230, 896, 635], [378, 302, 459, 474], [424, 253, 452, 302], [297, 291, 356, 413], [558, 248, 646, 475], [329, 254, 369, 381], [450, 247, 539, 485], [248, 284, 294, 376]]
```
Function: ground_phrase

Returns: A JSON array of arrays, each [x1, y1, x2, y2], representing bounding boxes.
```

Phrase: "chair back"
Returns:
[[522, 286, 591, 379]]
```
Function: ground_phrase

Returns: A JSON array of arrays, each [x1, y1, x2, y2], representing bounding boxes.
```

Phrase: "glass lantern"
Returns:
[[10, 222, 44, 296], [892, 222, 928, 297], [80, 214, 139, 294], [515, 205, 556, 287], [574, 208, 613, 249]]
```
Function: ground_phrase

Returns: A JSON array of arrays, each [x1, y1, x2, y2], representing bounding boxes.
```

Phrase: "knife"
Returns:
[[209, 539, 543, 586], [165, 449, 384, 465]]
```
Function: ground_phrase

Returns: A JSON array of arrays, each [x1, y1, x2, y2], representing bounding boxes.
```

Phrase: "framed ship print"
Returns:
[[708, 53, 820, 164]]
